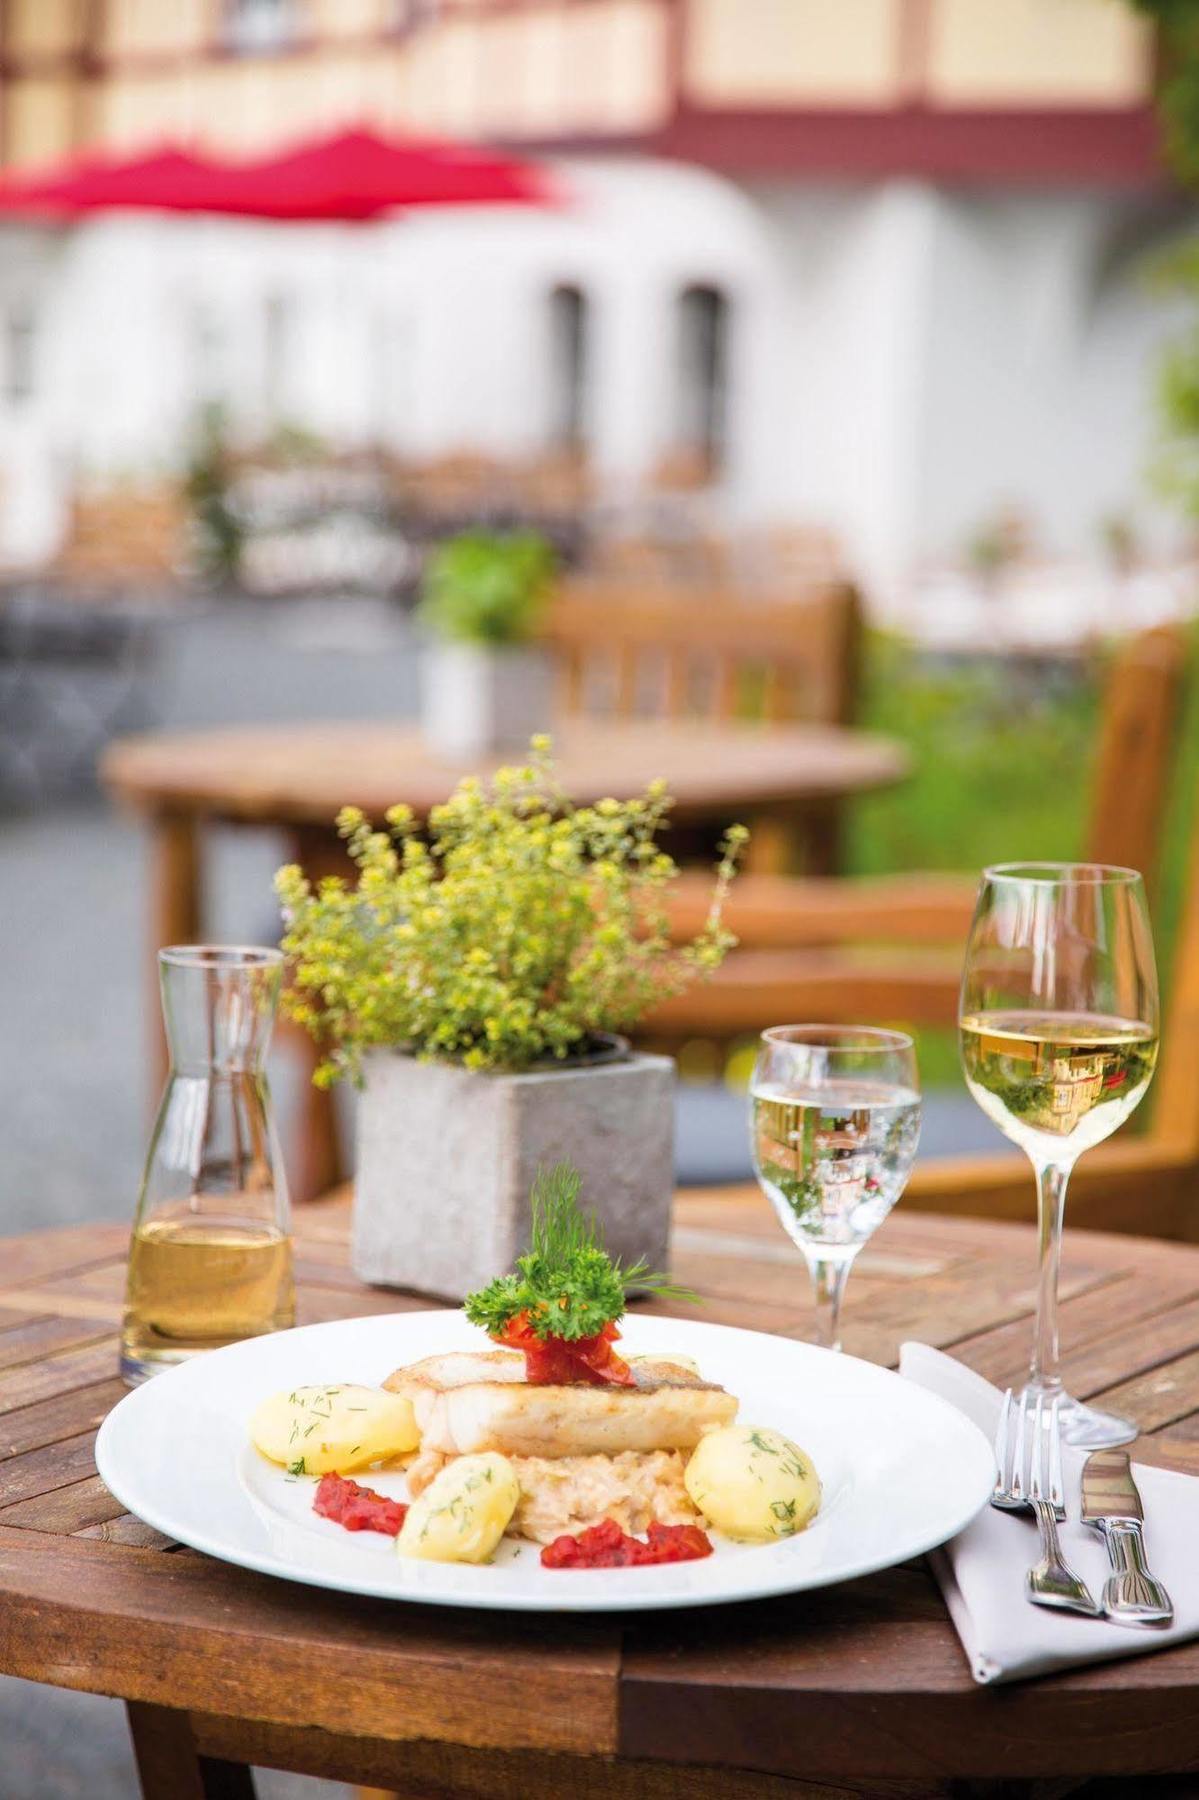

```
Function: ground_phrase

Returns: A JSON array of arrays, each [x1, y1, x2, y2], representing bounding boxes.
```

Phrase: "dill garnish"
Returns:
[[463, 1161, 695, 1343]]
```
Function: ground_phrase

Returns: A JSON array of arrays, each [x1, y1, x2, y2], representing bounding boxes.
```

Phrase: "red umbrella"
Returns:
[[216, 127, 559, 219], [0, 127, 559, 222], [0, 147, 234, 218]]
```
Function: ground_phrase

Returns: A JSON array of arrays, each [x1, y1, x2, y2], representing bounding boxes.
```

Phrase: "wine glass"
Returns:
[[959, 863, 1159, 1448], [749, 1026, 921, 1352]]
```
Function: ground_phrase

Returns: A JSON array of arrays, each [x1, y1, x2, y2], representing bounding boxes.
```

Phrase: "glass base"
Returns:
[[1021, 1383, 1138, 1449], [119, 1346, 198, 1388]]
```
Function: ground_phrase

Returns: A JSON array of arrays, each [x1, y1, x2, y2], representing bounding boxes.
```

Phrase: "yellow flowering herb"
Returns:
[[274, 739, 747, 1082]]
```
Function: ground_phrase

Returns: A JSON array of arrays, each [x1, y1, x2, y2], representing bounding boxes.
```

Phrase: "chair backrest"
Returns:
[[1149, 808, 1199, 1163], [1086, 623, 1188, 887], [645, 622, 1192, 1048], [57, 485, 184, 583], [545, 579, 862, 728]]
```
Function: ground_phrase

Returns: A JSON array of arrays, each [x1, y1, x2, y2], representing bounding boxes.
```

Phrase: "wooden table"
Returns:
[[3, 1188, 1199, 1800], [100, 715, 909, 905]]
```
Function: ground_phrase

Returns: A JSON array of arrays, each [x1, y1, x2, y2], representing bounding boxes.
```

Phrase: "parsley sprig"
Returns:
[[463, 1162, 695, 1342]]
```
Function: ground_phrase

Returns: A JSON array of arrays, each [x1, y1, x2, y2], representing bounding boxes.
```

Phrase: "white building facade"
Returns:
[[0, 0, 1192, 607]]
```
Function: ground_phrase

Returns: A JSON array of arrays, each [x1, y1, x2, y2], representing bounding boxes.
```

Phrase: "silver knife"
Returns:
[[1081, 1450, 1173, 1628]]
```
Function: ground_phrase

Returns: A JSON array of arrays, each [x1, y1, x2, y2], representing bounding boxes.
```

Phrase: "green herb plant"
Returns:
[[1120, 5, 1199, 518], [275, 737, 747, 1083], [418, 529, 556, 646], [464, 1162, 694, 1342], [183, 402, 243, 585]]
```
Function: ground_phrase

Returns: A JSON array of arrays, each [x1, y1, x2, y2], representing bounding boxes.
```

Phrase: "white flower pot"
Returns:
[[352, 1047, 676, 1300], [420, 641, 555, 761]]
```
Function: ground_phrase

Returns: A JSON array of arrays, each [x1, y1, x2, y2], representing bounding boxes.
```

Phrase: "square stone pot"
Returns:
[[352, 1049, 675, 1300], [420, 642, 555, 761]]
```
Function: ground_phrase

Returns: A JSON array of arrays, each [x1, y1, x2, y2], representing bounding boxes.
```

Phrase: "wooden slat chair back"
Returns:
[[651, 623, 1188, 1028], [545, 579, 862, 728], [641, 623, 1196, 1238], [1085, 624, 1186, 875]]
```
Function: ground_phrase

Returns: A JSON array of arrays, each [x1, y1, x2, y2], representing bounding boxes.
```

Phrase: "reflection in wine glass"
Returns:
[[959, 863, 1159, 1448], [749, 1026, 921, 1352]]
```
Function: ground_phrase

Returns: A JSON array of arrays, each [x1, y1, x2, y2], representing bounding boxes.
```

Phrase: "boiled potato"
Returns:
[[685, 1425, 820, 1542], [397, 1453, 519, 1564], [251, 1383, 419, 1476]]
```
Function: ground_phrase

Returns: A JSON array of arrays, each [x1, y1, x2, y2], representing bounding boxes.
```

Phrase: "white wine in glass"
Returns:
[[959, 865, 1159, 1447]]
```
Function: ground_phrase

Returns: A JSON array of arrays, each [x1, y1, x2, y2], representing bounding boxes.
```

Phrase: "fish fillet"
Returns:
[[384, 1349, 738, 1458]]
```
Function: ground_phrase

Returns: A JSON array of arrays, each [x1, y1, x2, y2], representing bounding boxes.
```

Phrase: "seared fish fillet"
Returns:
[[384, 1349, 738, 1458]]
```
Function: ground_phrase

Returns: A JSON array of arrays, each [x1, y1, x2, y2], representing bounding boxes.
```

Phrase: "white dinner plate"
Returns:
[[96, 1311, 994, 1613]]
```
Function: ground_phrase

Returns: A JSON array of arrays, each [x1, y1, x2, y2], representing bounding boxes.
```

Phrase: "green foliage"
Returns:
[[275, 737, 747, 1082], [1141, 235, 1199, 516], [1124, 5, 1199, 510], [463, 1162, 692, 1342], [850, 634, 1095, 1090], [265, 421, 329, 464], [183, 403, 243, 585], [1129, 2, 1199, 185], [849, 632, 1096, 878], [418, 529, 556, 646]]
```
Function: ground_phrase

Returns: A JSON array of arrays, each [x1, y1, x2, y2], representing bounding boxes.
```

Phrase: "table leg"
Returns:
[[744, 811, 796, 876], [744, 802, 843, 877], [804, 797, 843, 876], [147, 811, 203, 1097], [127, 1702, 256, 1800]]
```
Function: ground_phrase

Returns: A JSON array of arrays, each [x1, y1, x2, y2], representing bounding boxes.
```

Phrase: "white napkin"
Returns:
[[900, 1341, 1199, 1685]]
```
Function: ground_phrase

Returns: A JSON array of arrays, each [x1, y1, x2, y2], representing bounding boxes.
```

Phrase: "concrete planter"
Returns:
[[353, 1047, 676, 1300], [420, 641, 555, 760]]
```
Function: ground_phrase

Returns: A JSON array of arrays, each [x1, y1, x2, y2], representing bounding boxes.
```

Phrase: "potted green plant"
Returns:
[[418, 528, 556, 759], [276, 740, 746, 1299]]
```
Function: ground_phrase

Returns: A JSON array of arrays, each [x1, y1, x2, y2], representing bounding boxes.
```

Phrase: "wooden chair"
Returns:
[[642, 623, 1196, 1239], [545, 577, 863, 729], [56, 483, 185, 585]]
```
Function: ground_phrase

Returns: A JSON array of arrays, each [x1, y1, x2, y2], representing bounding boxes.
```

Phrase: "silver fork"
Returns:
[[992, 1388, 1102, 1617]]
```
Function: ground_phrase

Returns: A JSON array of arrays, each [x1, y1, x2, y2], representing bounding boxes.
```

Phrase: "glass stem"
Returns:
[[1030, 1159, 1071, 1395], [807, 1253, 855, 1353]]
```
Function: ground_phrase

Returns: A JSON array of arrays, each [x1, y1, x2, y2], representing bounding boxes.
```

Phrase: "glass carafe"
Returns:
[[120, 946, 295, 1386]]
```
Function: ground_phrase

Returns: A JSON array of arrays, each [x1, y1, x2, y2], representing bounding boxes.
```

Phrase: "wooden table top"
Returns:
[[4, 1187, 1199, 1795], [99, 719, 910, 826]]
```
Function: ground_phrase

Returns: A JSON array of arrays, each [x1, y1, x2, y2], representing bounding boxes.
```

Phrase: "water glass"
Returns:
[[749, 1025, 921, 1351]]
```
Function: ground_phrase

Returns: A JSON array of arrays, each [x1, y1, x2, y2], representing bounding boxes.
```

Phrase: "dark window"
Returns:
[[548, 284, 588, 449], [392, 0, 441, 31], [676, 284, 729, 471], [224, 0, 297, 53]]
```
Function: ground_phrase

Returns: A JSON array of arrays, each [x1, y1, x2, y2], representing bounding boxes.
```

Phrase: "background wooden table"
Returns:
[[100, 716, 910, 917], [3, 1186, 1199, 1800]]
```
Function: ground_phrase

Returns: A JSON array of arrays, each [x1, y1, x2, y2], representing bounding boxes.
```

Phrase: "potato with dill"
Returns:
[[684, 1425, 820, 1542], [397, 1452, 520, 1563], [251, 1384, 419, 1476]]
